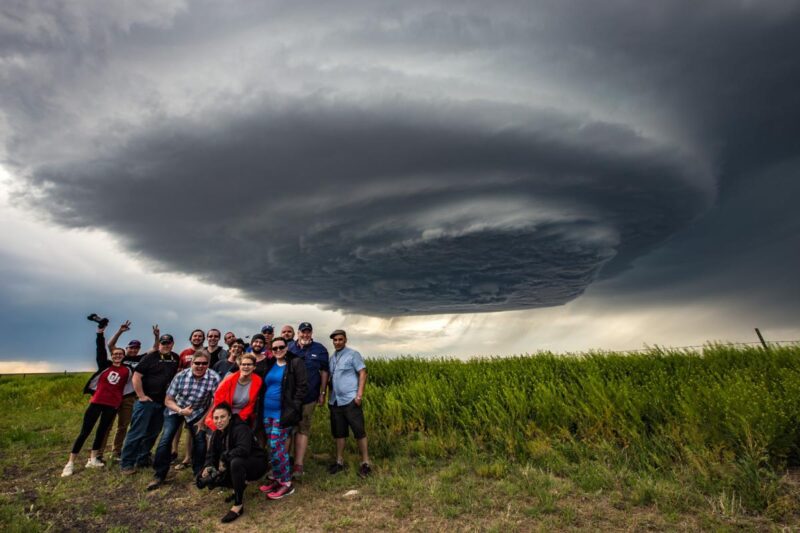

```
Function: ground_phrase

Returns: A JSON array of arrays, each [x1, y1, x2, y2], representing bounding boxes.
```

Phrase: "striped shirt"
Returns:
[[165, 368, 221, 423]]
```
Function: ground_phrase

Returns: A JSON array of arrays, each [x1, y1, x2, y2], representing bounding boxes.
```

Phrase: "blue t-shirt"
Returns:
[[262, 363, 286, 421]]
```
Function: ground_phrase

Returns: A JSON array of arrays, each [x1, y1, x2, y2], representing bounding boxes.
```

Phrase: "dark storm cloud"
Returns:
[[3, 0, 800, 316], [23, 98, 707, 315]]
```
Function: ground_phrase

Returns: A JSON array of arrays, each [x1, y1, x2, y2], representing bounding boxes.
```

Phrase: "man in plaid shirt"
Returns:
[[147, 350, 220, 490]]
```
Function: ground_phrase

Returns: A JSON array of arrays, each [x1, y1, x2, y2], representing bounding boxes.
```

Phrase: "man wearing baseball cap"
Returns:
[[120, 326, 179, 475], [287, 322, 329, 478], [261, 324, 275, 358], [327, 329, 370, 477]]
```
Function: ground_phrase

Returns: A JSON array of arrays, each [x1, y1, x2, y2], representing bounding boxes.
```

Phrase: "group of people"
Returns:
[[63, 317, 370, 523]]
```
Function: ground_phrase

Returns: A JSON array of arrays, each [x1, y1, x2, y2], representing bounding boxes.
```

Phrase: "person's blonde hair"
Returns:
[[238, 353, 256, 365]]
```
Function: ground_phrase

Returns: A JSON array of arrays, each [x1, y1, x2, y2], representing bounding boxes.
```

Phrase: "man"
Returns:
[[213, 338, 245, 378], [147, 350, 220, 490], [250, 333, 270, 377], [327, 329, 370, 477], [99, 320, 148, 461], [120, 329, 179, 474], [173, 328, 206, 467], [223, 331, 236, 351], [262, 324, 275, 349], [206, 329, 226, 368], [180, 329, 205, 370], [288, 322, 329, 478], [280, 325, 295, 343]]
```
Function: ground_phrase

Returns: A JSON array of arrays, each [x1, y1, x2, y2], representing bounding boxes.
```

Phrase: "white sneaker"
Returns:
[[61, 463, 74, 477], [86, 457, 105, 468]]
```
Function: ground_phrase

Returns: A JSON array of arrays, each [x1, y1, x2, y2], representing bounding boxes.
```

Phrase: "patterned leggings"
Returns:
[[264, 418, 291, 485]]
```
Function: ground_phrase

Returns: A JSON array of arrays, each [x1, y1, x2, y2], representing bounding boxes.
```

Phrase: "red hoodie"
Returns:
[[205, 371, 263, 430]]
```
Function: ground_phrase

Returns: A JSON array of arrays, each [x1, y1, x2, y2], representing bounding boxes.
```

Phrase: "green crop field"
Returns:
[[1, 345, 799, 531]]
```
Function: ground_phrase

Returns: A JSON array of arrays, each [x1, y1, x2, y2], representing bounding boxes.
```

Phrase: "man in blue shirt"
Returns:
[[327, 329, 370, 477], [287, 322, 329, 478]]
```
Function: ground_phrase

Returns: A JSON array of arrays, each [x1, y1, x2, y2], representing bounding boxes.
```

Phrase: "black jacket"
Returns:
[[205, 414, 266, 468], [254, 353, 308, 433]]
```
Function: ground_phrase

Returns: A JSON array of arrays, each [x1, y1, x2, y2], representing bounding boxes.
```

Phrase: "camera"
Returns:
[[87, 313, 109, 329], [196, 466, 223, 489]]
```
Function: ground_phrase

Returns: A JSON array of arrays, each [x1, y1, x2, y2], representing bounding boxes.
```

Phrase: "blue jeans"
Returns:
[[120, 400, 165, 470], [153, 414, 207, 480]]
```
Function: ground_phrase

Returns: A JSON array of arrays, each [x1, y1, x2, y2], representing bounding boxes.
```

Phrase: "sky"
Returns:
[[1, 1, 798, 372]]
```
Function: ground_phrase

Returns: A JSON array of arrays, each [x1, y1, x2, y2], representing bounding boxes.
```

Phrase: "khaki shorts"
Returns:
[[296, 401, 317, 436]]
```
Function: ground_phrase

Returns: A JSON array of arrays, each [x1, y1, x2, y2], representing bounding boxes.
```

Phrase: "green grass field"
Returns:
[[1, 345, 799, 531]]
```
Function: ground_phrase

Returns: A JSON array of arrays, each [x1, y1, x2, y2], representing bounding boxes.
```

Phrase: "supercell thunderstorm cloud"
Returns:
[[1, 0, 799, 324], [27, 99, 709, 314]]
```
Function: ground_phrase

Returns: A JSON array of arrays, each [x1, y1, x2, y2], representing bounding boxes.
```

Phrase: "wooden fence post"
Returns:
[[755, 328, 769, 351]]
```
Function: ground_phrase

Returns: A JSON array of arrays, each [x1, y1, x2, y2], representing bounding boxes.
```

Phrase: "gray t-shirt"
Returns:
[[232, 381, 251, 413]]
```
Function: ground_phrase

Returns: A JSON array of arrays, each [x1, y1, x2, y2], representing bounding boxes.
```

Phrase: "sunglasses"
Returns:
[[239, 363, 254, 367], [192, 361, 208, 366], [272, 346, 287, 351]]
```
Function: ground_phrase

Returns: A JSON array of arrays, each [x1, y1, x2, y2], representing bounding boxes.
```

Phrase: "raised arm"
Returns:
[[107, 320, 132, 352], [95, 324, 110, 370], [151, 324, 160, 351]]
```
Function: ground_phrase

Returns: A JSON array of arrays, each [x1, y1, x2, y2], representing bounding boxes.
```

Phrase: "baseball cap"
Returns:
[[158, 334, 174, 344], [127, 339, 142, 348], [261, 324, 274, 334], [298, 322, 312, 331], [329, 329, 347, 339]]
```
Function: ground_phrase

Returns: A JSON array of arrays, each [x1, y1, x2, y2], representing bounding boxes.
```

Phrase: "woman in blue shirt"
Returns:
[[255, 337, 307, 499]]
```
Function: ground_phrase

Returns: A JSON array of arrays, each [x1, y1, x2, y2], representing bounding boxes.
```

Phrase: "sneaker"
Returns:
[[266, 484, 295, 500], [259, 480, 281, 493], [358, 462, 372, 478], [291, 464, 304, 479], [328, 462, 345, 475], [110, 454, 121, 463], [146, 478, 164, 491], [86, 457, 105, 468], [120, 468, 137, 476], [61, 463, 74, 477]]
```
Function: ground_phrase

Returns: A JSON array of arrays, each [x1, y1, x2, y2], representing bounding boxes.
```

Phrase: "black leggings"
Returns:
[[71, 403, 118, 454], [223, 456, 268, 506]]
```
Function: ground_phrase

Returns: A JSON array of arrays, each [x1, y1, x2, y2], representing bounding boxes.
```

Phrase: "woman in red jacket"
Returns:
[[204, 353, 263, 431], [62, 344, 130, 476]]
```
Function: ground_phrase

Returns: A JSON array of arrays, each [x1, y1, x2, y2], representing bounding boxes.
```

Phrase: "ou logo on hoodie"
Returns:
[[107, 370, 121, 385]]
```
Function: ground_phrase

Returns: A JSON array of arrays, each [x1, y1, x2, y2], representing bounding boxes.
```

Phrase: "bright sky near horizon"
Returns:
[[1, 1, 798, 372]]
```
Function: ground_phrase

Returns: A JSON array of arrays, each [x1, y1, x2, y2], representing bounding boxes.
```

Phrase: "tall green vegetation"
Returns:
[[0, 345, 796, 519], [365, 345, 800, 512]]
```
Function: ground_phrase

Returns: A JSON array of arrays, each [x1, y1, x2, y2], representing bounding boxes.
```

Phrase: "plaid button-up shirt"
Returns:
[[165, 367, 221, 423]]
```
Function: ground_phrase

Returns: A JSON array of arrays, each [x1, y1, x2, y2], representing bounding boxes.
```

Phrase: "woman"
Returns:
[[204, 353, 262, 431], [212, 338, 245, 378], [256, 337, 307, 499], [62, 344, 131, 476], [202, 403, 267, 523]]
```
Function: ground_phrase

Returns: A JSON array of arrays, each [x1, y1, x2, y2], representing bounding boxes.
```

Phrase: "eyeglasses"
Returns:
[[192, 361, 208, 366], [272, 346, 287, 351]]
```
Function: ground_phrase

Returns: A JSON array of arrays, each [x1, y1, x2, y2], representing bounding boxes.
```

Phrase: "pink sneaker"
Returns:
[[266, 483, 295, 500], [259, 479, 280, 493]]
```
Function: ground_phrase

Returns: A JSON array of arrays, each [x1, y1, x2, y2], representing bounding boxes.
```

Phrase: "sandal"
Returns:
[[221, 507, 243, 523], [173, 461, 191, 471]]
